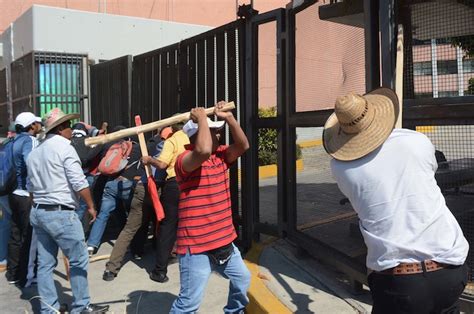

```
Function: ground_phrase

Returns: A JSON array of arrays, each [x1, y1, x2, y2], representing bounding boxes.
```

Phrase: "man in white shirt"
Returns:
[[27, 108, 109, 314], [323, 88, 469, 314]]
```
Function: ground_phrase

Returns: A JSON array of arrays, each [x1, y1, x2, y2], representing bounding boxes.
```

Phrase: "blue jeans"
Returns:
[[76, 174, 96, 221], [170, 243, 251, 314], [0, 195, 12, 264], [30, 207, 90, 313], [87, 178, 134, 248]]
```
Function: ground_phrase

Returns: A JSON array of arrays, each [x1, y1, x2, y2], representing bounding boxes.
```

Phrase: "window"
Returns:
[[413, 39, 431, 46], [438, 91, 459, 97], [414, 92, 432, 99], [414, 62, 432, 76], [435, 38, 451, 45], [437, 60, 458, 75], [463, 59, 474, 73]]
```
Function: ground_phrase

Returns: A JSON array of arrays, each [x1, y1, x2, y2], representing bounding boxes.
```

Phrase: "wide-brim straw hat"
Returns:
[[43, 108, 80, 134], [323, 88, 399, 161]]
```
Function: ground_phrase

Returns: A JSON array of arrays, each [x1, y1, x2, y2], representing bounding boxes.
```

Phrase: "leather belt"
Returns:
[[35, 204, 75, 211], [377, 260, 446, 275]]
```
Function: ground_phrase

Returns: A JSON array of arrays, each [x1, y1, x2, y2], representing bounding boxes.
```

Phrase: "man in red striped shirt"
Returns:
[[170, 102, 250, 313]]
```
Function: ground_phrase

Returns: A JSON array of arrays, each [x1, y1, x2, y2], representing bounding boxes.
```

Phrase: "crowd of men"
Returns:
[[0, 101, 250, 313], [0, 89, 471, 314]]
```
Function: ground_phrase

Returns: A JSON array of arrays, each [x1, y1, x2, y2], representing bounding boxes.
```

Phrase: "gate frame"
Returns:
[[242, 7, 287, 245]]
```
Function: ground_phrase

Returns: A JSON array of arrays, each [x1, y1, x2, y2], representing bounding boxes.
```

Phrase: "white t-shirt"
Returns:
[[331, 128, 469, 271]]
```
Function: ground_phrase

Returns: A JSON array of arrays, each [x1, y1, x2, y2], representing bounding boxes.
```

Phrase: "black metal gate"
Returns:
[[7, 52, 88, 122], [85, 0, 474, 297], [241, 8, 287, 241], [398, 0, 474, 297], [90, 55, 132, 129], [88, 19, 247, 246]]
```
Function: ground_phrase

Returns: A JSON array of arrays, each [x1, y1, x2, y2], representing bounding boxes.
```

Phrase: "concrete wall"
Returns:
[[1, 5, 211, 64], [0, 0, 288, 34]]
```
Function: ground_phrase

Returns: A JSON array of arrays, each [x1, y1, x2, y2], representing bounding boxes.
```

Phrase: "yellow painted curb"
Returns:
[[416, 126, 435, 133], [259, 159, 304, 179], [297, 139, 322, 148], [245, 242, 292, 314]]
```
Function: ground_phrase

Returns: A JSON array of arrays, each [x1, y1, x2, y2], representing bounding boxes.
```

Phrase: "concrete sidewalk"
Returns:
[[0, 241, 230, 313], [246, 239, 372, 313], [0, 239, 372, 313]]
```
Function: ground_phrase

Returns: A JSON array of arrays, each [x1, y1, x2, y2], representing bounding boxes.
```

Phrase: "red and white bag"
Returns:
[[98, 140, 133, 176]]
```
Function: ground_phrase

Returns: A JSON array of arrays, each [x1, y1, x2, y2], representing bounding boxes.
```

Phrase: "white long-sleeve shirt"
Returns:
[[331, 129, 469, 271], [27, 134, 89, 209]]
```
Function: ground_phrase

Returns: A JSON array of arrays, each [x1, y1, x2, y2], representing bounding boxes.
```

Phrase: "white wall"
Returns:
[[2, 5, 211, 63]]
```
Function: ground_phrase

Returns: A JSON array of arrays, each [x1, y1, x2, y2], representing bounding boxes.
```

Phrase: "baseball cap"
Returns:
[[160, 126, 173, 140], [183, 118, 225, 138], [14, 112, 42, 128]]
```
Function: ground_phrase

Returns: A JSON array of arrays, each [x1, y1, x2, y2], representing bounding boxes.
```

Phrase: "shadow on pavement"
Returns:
[[19, 280, 73, 313], [126, 290, 177, 314]]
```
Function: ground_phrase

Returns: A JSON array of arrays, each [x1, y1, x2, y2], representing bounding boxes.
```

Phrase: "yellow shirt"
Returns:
[[157, 130, 189, 179]]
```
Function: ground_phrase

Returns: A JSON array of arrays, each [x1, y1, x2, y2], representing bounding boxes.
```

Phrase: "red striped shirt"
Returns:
[[174, 145, 237, 254]]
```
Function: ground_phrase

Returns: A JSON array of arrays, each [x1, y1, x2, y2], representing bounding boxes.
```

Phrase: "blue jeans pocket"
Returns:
[[40, 211, 76, 238]]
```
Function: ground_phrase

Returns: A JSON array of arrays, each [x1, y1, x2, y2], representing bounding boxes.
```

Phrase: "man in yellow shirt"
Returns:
[[142, 121, 189, 283]]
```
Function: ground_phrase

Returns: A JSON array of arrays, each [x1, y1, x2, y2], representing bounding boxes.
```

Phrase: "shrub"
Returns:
[[257, 106, 302, 166], [468, 77, 474, 95]]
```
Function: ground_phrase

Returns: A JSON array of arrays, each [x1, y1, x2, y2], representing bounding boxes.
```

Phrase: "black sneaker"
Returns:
[[59, 303, 68, 314], [81, 303, 109, 313], [102, 270, 117, 282], [132, 253, 142, 261], [5, 272, 19, 284], [149, 270, 169, 283]]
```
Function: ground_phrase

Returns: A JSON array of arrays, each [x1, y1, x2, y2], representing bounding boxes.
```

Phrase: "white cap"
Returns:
[[14, 112, 42, 128], [183, 118, 225, 138]]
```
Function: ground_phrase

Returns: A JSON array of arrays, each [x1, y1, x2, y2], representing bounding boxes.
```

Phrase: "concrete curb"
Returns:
[[244, 242, 292, 314]]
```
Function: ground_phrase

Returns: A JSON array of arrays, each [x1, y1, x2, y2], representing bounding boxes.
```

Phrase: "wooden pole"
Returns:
[[394, 24, 404, 129], [85, 102, 235, 147]]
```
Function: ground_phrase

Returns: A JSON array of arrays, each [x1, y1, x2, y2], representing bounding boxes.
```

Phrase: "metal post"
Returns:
[[82, 56, 90, 123], [242, 14, 258, 247], [431, 39, 439, 98], [364, 0, 380, 91], [380, 0, 396, 88]]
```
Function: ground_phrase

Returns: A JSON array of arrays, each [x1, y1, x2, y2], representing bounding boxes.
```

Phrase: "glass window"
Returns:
[[413, 39, 431, 46], [414, 92, 432, 99], [414, 62, 432, 76], [435, 38, 451, 45], [438, 91, 459, 97], [437, 60, 458, 75], [463, 59, 474, 73]]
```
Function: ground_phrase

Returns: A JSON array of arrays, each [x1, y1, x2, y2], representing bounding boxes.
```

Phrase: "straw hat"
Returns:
[[323, 88, 399, 161], [43, 108, 80, 134]]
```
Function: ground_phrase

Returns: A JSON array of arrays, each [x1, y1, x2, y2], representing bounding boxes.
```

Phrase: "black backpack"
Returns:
[[71, 136, 102, 167]]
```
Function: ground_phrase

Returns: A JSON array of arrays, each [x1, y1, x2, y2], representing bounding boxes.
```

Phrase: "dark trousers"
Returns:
[[368, 264, 468, 314], [106, 184, 153, 274], [154, 178, 179, 275], [6, 193, 33, 286]]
